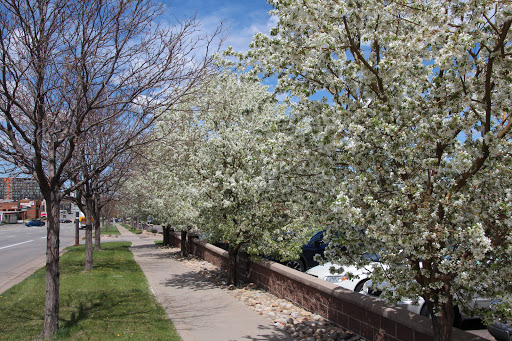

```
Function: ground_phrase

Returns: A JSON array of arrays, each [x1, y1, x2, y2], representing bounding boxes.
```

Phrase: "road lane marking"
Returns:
[[0, 240, 34, 250]]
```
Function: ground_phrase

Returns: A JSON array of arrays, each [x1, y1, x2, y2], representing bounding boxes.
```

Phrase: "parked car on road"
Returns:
[[263, 231, 328, 272], [306, 256, 380, 292], [488, 321, 512, 341], [270, 230, 329, 272], [26, 219, 45, 227], [60, 219, 72, 223], [285, 230, 329, 271], [363, 279, 493, 327]]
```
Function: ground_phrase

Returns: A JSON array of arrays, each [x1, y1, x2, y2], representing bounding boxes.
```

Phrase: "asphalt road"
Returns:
[[0, 222, 77, 294]]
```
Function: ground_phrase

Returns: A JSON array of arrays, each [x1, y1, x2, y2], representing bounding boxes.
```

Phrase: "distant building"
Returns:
[[0, 199, 42, 223], [19, 199, 43, 220], [0, 177, 43, 201], [0, 201, 21, 223]]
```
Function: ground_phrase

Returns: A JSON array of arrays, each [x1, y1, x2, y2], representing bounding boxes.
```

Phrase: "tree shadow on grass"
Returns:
[[0, 241, 169, 339], [60, 242, 134, 273], [58, 290, 159, 337], [59, 258, 140, 275]]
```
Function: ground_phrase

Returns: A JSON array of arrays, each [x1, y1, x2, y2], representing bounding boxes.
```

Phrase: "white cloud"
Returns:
[[191, 3, 277, 53], [224, 15, 278, 52]]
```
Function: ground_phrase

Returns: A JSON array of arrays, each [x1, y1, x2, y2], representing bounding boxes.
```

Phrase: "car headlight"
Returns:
[[323, 275, 346, 283]]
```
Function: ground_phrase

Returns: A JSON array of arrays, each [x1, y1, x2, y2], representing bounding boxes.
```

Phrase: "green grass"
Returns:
[[101, 224, 120, 235], [0, 242, 181, 340]]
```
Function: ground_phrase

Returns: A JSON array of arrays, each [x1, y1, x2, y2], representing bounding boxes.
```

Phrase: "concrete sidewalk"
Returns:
[[117, 225, 293, 341]]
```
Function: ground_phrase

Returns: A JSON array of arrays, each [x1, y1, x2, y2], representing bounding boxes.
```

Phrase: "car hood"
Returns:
[[306, 262, 374, 278]]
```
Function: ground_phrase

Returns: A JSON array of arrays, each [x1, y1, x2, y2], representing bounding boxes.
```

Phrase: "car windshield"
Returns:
[[365, 253, 380, 262]]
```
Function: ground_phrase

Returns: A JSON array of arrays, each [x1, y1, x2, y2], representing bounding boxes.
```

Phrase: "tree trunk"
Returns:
[[84, 223, 93, 271], [162, 225, 169, 246], [180, 230, 187, 257], [41, 192, 61, 338], [84, 197, 94, 271], [93, 195, 101, 251], [427, 297, 455, 341], [227, 244, 241, 286], [94, 212, 101, 251]]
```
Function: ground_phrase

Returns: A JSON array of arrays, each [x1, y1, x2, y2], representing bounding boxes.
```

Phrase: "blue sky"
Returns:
[[165, 0, 276, 53]]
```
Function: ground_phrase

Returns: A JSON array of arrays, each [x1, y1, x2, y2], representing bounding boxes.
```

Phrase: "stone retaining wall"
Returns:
[[169, 231, 487, 341]]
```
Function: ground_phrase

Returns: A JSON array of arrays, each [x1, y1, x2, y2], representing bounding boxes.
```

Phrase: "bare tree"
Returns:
[[92, 158, 134, 249], [116, 151, 156, 228], [0, 0, 223, 337], [70, 120, 140, 271]]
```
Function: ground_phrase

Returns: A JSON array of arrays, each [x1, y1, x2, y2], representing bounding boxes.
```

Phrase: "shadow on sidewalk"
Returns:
[[161, 271, 219, 291], [135, 252, 178, 260], [129, 243, 159, 250]]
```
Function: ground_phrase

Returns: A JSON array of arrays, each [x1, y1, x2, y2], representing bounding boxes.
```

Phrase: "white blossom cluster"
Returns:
[[126, 70, 319, 263], [228, 0, 512, 333], [124, 0, 512, 336]]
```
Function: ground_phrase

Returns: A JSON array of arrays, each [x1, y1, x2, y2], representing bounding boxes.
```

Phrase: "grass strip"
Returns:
[[0, 242, 181, 341], [101, 224, 121, 235]]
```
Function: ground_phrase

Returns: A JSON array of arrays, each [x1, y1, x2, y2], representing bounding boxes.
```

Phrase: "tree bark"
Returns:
[[84, 223, 93, 271], [427, 297, 455, 341], [41, 192, 61, 338], [162, 225, 169, 246], [94, 214, 101, 251], [84, 197, 94, 271], [93, 196, 101, 251], [180, 230, 187, 257], [227, 244, 241, 286]]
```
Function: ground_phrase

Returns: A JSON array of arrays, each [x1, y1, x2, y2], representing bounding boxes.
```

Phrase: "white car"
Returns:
[[363, 279, 494, 325], [306, 262, 378, 292], [308, 260, 494, 326]]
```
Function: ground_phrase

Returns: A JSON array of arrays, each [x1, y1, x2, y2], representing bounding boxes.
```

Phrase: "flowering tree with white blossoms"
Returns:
[[140, 70, 317, 284], [119, 162, 169, 228], [236, 1, 512, 340]]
